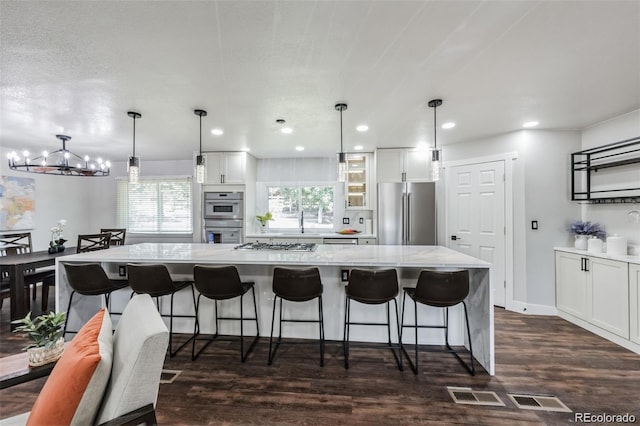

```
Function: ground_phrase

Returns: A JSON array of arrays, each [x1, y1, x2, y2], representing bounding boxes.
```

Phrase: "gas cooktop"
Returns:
[[234, 242, 318, 252]]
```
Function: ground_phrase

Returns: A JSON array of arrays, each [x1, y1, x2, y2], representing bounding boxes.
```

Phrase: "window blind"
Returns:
[[116, 177, 193, 233]]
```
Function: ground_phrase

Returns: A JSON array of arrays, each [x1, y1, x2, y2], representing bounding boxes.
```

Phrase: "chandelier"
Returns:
[[6, 134, 110, 177]]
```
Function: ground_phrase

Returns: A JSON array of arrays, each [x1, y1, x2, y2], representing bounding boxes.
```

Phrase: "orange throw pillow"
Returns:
[[27, 308, 113, 426]]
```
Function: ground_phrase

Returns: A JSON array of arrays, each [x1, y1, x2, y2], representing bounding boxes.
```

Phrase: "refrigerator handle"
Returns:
[[406, 192, 411, 243]]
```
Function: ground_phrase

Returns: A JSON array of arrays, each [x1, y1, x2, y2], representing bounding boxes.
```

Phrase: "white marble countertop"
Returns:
[[554, 247, 640, 265], [245, 232, 376, 239], [59, 243, 491, 269]]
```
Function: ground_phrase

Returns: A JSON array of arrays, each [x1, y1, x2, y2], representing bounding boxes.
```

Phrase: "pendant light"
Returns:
[[127, 111, 142, 183], [194, 109, 207, 184], [428, 99, 442, 182], [335, 103, 348, 182]]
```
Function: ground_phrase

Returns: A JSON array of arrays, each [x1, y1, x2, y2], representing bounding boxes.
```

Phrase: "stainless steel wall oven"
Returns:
[[203, 192, 244, 244]]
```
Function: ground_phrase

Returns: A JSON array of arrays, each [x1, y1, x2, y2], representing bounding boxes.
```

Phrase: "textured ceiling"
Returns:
[[1, 1, 639, 163]]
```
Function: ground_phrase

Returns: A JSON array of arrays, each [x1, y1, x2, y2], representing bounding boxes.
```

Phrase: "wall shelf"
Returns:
[[571, 136, 640, 204]]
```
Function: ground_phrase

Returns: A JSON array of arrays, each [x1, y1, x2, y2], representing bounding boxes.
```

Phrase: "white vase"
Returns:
[[259, 224, 268, 234], [574, 235, 588, 250], [27, 337, 65, 367]]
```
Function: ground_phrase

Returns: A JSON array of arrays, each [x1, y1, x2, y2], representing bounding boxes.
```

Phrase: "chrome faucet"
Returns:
[[300, 211, 305, 234]]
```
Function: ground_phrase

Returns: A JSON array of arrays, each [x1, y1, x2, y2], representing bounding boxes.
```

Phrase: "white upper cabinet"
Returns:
[[205, 152, 248, 185], [345, 153, 371, 210], [376, 149, 430, 182]]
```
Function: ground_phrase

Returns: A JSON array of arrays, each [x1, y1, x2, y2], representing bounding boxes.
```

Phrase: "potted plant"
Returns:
[[11, 311, 66, 366], [256, 212, 273, 233], [569, 220, 606, 250], [49, 219, 67, 253]]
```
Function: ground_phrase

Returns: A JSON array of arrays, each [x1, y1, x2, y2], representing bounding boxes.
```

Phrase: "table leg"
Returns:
[[9, 265, 27, 329]]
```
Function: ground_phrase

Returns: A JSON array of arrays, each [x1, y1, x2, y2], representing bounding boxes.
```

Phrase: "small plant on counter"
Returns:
[[11, 311, 66, 350], [569, 220, 606, 238], [256, 212, 273, 227]]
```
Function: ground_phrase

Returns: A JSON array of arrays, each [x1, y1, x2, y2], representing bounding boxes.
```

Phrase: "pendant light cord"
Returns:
[[433, 104, 437, 151], [340, 108, 344, 154], [199, 114, 203, 155], [132, 115, 136, 158]]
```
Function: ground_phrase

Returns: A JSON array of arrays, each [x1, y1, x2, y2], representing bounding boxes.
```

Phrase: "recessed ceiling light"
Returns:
[[281, 127, 293, 134], [211, 128, 224, 136], [523, 121, 539, 128], [354, 145, 363, 151], [295, 146, 304, 151], [442, 122, 456, 129], [356, 125, 369, 132]]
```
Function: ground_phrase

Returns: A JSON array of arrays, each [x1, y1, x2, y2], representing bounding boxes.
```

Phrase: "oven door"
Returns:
[[205, 228, 243, 244], [204, 201, 243, 219]]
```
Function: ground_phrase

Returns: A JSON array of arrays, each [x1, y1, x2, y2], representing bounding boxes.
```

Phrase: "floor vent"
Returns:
[[507, 393, 571, 412], [160, 369, 182, 384], [447, 387, 505, 406]]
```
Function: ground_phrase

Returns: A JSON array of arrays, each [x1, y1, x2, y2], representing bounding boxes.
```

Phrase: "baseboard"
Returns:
[[506, 301, 558, 316]]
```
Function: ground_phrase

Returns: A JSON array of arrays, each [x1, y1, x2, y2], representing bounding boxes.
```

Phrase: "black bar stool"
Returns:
[[127, 263, 198, 358], [343, 268, 403, 371], [400, 269, 475, 375], [191, 265, 259, 362], [268, 267, 325, 366], [62, 263, 129, 337]]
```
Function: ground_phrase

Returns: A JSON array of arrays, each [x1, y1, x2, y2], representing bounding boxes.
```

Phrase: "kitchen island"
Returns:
[[55, 243, 494, 374]]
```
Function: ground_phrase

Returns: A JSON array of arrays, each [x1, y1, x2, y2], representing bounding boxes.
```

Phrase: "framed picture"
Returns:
[[0, 175, 35, 230]]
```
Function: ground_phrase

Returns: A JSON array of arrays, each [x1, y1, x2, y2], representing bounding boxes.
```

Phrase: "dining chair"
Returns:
[[0, 232, 55, 311], [100, 228, 126, 246], [76, 233, 111, 253]]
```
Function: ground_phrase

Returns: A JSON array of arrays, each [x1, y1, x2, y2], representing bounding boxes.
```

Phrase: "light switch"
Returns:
[[531, 220, 538, 230]]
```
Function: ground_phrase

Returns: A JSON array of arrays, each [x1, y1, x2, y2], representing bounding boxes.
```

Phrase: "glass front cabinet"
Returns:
[[345, 153, 371, 210]]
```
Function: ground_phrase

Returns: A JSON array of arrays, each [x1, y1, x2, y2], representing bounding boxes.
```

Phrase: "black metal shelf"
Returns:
[[571, 136, 640, 203]]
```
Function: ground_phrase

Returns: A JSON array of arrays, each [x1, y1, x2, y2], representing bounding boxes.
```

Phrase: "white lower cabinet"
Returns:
[[631, 264, 640, 345], [555, 250, 633, 346], [588, 256, 629, 338], [555, 251, 588, 320]]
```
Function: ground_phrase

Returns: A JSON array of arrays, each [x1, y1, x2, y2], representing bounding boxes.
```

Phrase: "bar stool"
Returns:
[[62, 263, 129, 337], [343, 268, 403, 371], [191, 265, 259, 362], [400, 269, 474, 375], [127, 263, 198, 358], [268, 267, 325, 366]]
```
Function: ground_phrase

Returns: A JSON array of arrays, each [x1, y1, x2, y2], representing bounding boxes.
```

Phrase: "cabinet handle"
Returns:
[[584, 257, 589, 272], [221, 174, 224, 184], [401, 172, 406, 182]]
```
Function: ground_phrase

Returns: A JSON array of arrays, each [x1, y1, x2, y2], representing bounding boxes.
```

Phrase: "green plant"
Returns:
[[256, 212, 273, 226], [11, 311, 66, 350]]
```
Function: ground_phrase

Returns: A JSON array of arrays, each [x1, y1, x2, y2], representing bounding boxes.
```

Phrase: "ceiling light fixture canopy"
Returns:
[[194, 109, 207, 184], [335, 103, 348, 182], [7, 134, 110, 177], [428, 99, 443, 182], [127, 111, 142, 183]]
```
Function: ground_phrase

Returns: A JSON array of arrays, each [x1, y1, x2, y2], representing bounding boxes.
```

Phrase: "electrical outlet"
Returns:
[[343, 218, 350, 225], [118, 265, 127, 277], [531, 220, 538, 230], [359, 217, 364, 224], [341, 270, 349, 282]]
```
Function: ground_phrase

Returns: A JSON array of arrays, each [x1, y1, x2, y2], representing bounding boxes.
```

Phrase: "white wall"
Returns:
[[581, 109, 640, 252], [443, 130, 581, 308]]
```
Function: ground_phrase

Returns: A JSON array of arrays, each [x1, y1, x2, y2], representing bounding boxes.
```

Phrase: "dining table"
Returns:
[[0, 248, 75, 327]]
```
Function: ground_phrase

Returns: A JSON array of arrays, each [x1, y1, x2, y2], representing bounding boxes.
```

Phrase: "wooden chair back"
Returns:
[[0, 232, 33, 257], [100, 228, 126, 246], [77, 233, 111, 253]]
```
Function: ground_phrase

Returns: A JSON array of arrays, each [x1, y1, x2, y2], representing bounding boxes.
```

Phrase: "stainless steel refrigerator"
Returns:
[[377, 182, 436, 245]]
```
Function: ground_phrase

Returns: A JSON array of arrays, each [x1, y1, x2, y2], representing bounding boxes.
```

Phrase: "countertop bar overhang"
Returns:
[[55, 243, 494, 374]]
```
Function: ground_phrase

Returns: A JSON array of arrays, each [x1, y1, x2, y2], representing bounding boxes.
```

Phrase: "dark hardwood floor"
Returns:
[[1, 289, 639, 425]]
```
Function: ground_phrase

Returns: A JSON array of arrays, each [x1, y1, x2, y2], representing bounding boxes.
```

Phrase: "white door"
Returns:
[[447, 161, 506, 306]]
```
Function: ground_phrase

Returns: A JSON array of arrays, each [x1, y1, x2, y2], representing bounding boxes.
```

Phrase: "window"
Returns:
[[117, 177, 193, 233], [267, 185, 334, 231]]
